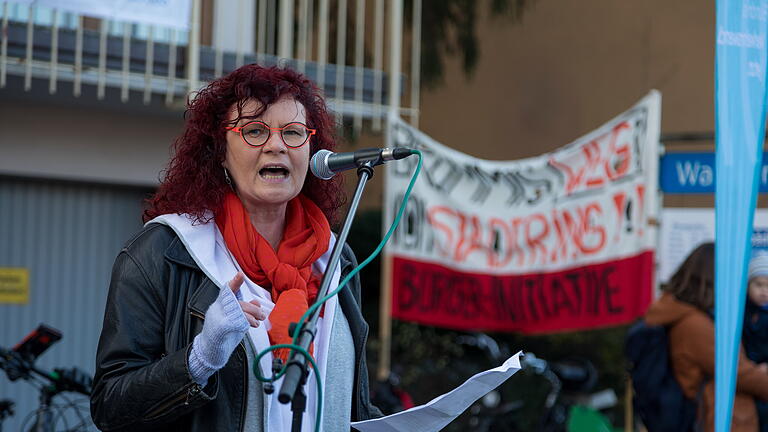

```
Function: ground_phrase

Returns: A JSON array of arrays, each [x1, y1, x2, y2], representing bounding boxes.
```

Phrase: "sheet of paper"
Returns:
[[351, 351, 522, 432]]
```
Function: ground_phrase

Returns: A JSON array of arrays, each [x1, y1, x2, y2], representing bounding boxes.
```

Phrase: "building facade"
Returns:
[[0, 0, 727, 429]]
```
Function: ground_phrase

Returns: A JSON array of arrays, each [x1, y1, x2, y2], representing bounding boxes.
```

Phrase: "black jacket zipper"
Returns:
[[144, 383, 199, 420], [191, 301, 248, 430]]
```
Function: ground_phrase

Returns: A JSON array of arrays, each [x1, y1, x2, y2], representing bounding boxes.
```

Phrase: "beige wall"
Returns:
[[418, 0, 714, 161], [0, 99, 181, 186]]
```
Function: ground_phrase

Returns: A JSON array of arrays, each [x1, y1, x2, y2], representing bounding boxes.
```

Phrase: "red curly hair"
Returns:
[[144, 64, 345, 225]]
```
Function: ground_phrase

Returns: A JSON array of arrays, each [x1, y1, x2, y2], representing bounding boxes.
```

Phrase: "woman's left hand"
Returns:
[[239, 298, 266, 327], [229, 272, 266, 327]]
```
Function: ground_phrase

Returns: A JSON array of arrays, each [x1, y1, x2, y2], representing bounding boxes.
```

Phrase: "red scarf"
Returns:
[[216, 192, 331, 362]]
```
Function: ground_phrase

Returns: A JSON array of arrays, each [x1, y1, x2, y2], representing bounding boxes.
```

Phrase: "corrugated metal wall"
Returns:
[[0, 176, 149, 431]]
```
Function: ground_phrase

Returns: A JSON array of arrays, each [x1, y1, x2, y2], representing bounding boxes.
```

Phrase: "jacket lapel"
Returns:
[[164, 236, 221, 316], [164, 236, 199, 269], [188, 278, 220, 317]]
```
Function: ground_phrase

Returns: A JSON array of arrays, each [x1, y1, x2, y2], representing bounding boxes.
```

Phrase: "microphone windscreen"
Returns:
[[310, 149, 335, 180]]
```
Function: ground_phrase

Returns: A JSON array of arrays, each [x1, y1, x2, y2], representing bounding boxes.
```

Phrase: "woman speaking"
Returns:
[[90, 64, 381, 431]]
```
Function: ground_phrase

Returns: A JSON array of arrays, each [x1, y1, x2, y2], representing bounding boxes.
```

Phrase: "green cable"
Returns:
[[252, 149, 423, 432]]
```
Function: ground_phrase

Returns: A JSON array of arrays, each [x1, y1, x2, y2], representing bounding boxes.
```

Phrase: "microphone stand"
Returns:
[[278, 162, 376, 432]]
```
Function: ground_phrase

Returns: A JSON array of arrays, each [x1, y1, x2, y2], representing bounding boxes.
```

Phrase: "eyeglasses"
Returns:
[[226, 121, 316, 148]]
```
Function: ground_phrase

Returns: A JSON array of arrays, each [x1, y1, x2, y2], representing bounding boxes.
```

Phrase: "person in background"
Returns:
[[645, 242, 768, 432], [742, 253, 768, 432], [90, 64, 381, 431]]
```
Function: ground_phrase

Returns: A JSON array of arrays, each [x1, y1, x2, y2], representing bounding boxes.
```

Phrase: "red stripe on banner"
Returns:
[[391, 251, 654, 333]]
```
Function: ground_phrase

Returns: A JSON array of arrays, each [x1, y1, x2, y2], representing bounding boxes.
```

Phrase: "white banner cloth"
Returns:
[[16, 0, 191, 30]]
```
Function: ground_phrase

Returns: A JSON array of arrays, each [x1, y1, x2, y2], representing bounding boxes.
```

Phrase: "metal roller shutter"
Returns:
[[0, 176, 150, 431]]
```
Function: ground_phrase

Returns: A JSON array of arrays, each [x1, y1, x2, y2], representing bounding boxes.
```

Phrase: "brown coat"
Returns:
[[644, 293, 768, 432]]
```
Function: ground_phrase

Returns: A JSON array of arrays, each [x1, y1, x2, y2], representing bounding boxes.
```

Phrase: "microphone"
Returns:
[[310, 147, 414, 179]]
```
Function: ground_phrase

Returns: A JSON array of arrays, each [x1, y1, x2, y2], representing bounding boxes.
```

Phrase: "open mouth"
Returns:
[[259, 165, 290, 180]]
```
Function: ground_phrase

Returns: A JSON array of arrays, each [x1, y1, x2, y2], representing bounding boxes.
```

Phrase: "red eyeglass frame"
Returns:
[[225, 121, 317, 148]]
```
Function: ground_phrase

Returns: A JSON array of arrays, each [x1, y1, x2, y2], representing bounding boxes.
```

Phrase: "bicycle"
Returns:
[[459, 333, 618, 432], [0, 325, 93, 432], [0, 399, 15, 432]]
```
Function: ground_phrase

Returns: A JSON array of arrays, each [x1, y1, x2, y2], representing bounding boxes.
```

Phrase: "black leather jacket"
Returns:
[[91, 223, 381, 431]]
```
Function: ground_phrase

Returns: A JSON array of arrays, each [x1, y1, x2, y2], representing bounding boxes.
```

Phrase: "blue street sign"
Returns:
[[660, 152, 768, 193]]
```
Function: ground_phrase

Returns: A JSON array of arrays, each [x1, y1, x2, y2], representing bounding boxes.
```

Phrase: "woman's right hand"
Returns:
[[188, 272, 262, 385]]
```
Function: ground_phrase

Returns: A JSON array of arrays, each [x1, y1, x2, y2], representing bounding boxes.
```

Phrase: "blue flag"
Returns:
[[715, 1, 768, 431]]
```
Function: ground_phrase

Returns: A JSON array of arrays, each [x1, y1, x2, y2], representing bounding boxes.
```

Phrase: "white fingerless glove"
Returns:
[[188, 287, 249, 385]]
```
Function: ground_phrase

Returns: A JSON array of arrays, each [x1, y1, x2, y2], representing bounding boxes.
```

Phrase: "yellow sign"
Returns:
[[0, 268, 29, 304]]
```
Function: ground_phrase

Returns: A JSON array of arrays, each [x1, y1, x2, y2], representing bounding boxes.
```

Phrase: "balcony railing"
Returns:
[[0, 0, 422, 132]]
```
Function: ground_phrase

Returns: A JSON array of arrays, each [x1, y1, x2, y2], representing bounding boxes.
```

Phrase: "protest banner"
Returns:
[[383, 91, 661, 333]]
